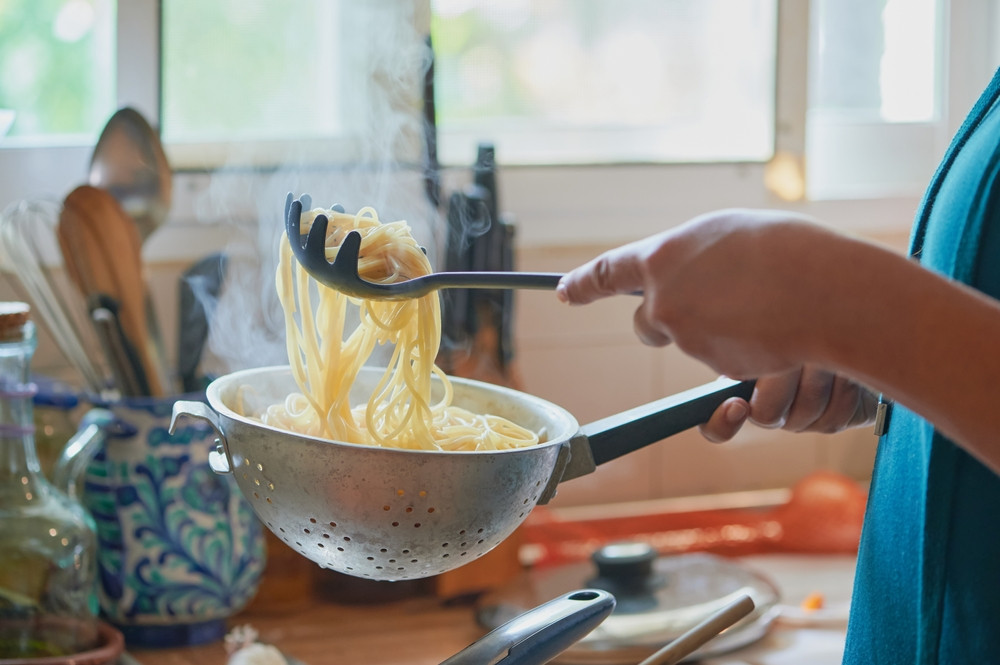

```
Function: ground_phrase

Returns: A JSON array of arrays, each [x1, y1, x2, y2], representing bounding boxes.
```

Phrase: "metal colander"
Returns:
[[172, 366, 752, 582]]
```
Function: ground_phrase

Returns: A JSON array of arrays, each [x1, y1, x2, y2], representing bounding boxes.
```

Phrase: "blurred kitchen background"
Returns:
[[1, 0, 999, 513]]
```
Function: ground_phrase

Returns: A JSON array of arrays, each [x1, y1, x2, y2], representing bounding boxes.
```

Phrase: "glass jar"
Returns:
[[0, 302, 98, 657], [32, 378, 80, 483]]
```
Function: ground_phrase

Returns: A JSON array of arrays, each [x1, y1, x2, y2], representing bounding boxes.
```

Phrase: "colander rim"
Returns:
[[203, 364, 581, 456]]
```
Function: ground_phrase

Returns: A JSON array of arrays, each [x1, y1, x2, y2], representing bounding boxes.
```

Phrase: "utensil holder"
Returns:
[[65, 394, 266, 648]]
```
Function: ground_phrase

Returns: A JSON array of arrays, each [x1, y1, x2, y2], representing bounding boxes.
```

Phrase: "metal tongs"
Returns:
[[284, 193, 562, 300]]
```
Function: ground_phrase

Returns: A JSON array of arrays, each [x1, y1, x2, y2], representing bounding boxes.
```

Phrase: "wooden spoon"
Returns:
[[58, 184, 166, 396]]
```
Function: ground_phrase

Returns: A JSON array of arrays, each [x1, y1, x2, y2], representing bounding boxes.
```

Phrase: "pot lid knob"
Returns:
[[587, 542, 665, 602]]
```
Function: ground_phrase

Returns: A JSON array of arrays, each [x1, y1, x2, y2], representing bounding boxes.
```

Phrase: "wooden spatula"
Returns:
[[58, 184, 166, 396]]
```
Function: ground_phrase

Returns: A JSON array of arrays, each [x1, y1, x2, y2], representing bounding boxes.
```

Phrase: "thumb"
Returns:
[[557, 245, 646, 305]]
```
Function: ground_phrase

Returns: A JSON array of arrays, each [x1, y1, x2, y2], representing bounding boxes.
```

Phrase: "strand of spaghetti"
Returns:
[[263, 204, 540, 451]]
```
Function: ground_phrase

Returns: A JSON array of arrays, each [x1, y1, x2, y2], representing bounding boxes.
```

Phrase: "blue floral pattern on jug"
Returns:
[[80, 395, 265, 647]]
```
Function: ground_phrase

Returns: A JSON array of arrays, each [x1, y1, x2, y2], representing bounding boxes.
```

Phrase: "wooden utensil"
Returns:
[[58, 184, 165, 396], [638, 594, 756, 665]]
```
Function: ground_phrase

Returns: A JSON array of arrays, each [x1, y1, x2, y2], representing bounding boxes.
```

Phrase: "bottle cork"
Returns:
[[0, 302, 30, 339]]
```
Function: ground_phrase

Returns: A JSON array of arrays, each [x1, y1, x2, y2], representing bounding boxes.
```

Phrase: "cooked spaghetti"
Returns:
[[266, 205, 539, 451]]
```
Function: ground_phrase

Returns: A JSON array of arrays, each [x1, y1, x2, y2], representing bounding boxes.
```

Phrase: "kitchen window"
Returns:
[[0, 0, 115, 146], [1, 0, 999, 249], [430, 0, 777, 166]]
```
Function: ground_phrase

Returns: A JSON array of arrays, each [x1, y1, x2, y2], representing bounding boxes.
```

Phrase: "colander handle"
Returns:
[[440, 589, 615, 665], [563, 377, 755, 480], [170, 400, 232, 474]]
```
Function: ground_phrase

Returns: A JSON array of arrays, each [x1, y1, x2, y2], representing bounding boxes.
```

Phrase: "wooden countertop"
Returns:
[[128, 553, 856, 665], [130, 596, 489, 665]]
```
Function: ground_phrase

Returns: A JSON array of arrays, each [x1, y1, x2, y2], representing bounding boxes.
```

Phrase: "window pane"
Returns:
[[431, 0, 777, 165], [161, 0, 427, 166], [810, 0, 938, 122], [806, 0, 941, 199], [0, 0, 115, 146]]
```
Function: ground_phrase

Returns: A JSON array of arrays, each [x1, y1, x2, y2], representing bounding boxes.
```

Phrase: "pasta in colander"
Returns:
[[266, 205, 539, 451]]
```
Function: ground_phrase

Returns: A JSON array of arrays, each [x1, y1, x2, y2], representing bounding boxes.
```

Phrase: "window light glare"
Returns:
[[764, 151, 806, 202], [880, 0, 935, 123], [53, 0, 95, 44]]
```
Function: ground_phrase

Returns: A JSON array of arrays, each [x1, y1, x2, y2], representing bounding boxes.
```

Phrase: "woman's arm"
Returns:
[[556, 209, 1000, 473]]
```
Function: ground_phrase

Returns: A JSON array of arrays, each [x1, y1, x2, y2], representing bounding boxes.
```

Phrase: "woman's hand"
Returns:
[[556, 209, 851, 379], [700, 367, 878, 442], [556, 209, 880, 440]]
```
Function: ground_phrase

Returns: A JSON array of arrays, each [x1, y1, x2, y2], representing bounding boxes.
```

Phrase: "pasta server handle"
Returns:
[[439, 589, 615, 665]]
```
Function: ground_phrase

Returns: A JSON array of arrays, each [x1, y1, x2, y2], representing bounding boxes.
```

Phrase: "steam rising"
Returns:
[[193, 3, 439, 378]]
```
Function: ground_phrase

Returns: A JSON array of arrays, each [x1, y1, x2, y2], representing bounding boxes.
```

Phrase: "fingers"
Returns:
[[700, 368, 872, 445], [699, 397, 750, 443], [782, 370, 835, 431], [747, 371, 802, 428], [556, 243, 647, 305], [808, 376, 873, 432], [633, 304, 672, 346]]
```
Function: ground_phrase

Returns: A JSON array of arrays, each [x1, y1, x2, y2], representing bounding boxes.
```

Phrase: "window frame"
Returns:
[[1, 0, 998, 255]]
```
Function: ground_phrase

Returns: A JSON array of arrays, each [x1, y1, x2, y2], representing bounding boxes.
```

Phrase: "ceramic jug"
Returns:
[[55, 395, 266, 648]]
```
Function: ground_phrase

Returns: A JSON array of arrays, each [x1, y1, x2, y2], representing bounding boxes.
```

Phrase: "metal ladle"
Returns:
[[88, 107, 172, 242]]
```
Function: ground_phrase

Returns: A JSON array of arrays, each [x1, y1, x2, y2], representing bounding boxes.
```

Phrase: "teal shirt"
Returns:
[[844, 69, 1000, 664]]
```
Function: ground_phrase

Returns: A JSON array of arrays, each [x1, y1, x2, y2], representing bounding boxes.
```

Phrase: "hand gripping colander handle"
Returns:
[[561, 377, 756, 482], [440, 589, 615, 665]]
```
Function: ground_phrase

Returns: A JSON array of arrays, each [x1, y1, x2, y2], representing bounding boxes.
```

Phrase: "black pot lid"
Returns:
[[477, 542, 780, 664]]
